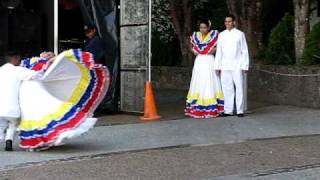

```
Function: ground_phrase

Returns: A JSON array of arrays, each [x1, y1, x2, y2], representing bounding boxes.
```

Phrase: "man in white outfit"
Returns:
[[214, 14, 249, 117], [0, 51, 44, 151]]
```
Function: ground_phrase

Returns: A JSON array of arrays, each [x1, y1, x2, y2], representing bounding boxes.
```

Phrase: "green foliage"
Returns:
[[264, 13, 295, 65], [152, 0, 175, 43], [151, 0, 181, 66], [261, 0, 293, 45], [302, 22, 320, 65]]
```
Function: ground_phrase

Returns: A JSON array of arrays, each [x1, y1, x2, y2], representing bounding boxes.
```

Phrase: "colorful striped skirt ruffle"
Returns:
[[185, 95, 224, 118]]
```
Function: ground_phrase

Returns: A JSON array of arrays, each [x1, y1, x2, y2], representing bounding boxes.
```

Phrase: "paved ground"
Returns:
[[0, 89, 319, 179], [2, 135, 320, 179], [0, 102, 319, 179], [95, 89, 269, 126], [95, 89, 188, 126]]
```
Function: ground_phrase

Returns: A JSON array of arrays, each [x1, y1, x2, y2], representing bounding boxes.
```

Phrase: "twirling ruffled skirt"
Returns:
[[18, 49, 110, 149]]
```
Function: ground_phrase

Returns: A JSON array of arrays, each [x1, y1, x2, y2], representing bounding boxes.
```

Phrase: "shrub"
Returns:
[[264, 13, 295, 65], [302, 22, 320, 65]]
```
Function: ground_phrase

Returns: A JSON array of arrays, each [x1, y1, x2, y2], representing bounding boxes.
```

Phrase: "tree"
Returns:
[[167, 0, 194, 66], [193, 0, 228, 31], [152, 0, 175, 43], [226, 0, 263, 58], [151, 0, 181, 66], [293, 0, 310, 64], [153, 0, 228, 66]]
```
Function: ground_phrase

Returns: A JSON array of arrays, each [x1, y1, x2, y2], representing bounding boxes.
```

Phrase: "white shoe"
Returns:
[[26, 148, 34, 152]]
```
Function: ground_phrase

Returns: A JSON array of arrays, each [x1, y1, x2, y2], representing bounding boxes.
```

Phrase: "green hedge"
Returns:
[[264, 13, 295, 65], [302, 22, 320, 65]]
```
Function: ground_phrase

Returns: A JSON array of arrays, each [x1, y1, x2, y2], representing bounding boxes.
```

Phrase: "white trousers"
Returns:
[[221, 70, 244, 115], [0, 117, 19, 141]]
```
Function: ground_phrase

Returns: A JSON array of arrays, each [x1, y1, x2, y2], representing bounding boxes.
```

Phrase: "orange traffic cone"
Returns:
[[140, 81, 161, 121]]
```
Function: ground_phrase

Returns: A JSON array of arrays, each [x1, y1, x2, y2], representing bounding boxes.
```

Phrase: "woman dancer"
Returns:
[[185, 19, 224, 118], [18, 49, 110, 150]]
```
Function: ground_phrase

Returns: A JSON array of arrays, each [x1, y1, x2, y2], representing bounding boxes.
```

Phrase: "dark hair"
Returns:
[[226, 14, 236, 21], [199, 19, 211, 28], [7, 50, 20, 57], [84, 24, 96, 33], [5, 50, 20, 62]]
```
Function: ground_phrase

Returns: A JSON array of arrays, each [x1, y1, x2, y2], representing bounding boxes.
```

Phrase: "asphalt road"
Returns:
[[2, 135, 320, 180]]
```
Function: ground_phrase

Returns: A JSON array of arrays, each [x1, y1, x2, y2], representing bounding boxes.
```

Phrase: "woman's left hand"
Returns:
[[208, 47, 216, 54], [191, 49, 199, 56]]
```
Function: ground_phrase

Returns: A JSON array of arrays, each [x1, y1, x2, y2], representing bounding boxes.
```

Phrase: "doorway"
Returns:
[[58, 0, 86, 51]]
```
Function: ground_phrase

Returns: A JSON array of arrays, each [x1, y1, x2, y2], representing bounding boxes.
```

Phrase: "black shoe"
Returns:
[[237, 114, 244, 118], [221, 113, 233, 117], [5, 140, 12, 151]]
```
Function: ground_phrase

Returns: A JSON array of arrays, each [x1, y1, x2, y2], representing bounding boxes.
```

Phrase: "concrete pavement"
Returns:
[[0, 105, 319, 173], [2, 135, 320, 179]]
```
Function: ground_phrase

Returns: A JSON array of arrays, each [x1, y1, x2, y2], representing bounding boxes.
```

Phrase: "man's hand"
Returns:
[[45, 58, 55, 69]]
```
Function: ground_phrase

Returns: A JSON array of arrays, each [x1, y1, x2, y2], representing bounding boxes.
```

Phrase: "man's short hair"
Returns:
[[226, 14, 236, 21], [5, 50, 20, 62]]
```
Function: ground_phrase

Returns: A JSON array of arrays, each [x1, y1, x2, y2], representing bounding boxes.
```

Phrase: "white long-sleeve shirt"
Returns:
[[214, 28, 249, 71], [0, 63, 43, 118]]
